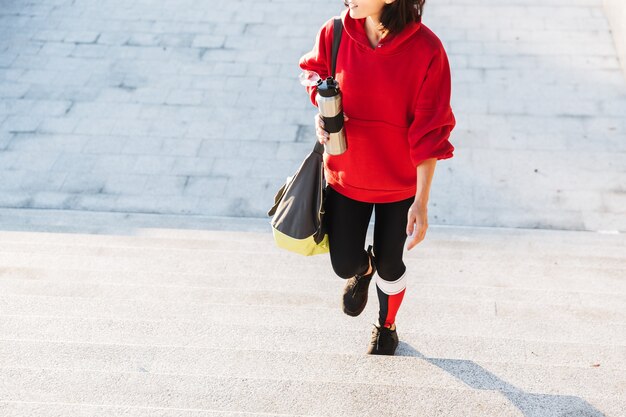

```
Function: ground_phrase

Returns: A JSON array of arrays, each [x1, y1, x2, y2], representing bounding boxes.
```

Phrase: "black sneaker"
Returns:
[[366, 322, 399, 355], [342, 245, 376, 317]]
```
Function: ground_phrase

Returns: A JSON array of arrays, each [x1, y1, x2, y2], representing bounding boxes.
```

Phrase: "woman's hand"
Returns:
[[315, 113, 349, 145], [406, 200, 428, 251]]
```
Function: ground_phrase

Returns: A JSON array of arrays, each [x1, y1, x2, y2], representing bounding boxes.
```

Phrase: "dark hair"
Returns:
[[344, 1, 426, 34]]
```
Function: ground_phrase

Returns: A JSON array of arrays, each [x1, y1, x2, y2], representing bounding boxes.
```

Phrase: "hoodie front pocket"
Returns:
[[325, 117, 415, 192]]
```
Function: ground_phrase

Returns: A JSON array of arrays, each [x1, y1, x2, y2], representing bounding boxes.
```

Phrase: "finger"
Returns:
[[414, 226, 427, 245], [317, 129, 328, 142], [408, 223, 427, 250], [316, 126, 328, 136], [406, 222, 414, 237], [343, 114, 349, 121], [407, 231, 422, 250], [406, 215, 415, 236]]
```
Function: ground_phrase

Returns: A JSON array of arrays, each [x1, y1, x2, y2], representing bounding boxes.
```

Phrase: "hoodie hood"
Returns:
[[340, 8, 422, 54]]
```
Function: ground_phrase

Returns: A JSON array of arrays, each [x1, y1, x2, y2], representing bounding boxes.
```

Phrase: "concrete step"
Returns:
[[0, 251, 624, 291], [0, 210, 623, 416], [0, 403, 294, 417], [0, 289, 624, 327], [0, 367, 615, 417], [1, 273, 625, 313], [1, 306, 624, 347], [2, 322, 624, 370], [1, 236, 624, 269], [1, 341, 623, 398], [2, 399, 622, 417], [2, 325, 623, 366], [0, 208, 273, 236], [1, 207, 623, 248], [1, 227, 625, 256], [2, 262, 624, 295]]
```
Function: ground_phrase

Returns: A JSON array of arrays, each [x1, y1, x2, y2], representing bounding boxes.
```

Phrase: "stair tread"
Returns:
[[2, 265, 624, 294], [0, 402, 304, 417], [1, 368, 617, 417], [1, 311, 624, 347], [0, 291, 624, 325], [0, 339, 623, 398]]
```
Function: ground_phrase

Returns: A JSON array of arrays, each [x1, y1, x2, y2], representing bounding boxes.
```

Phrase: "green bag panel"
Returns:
[[272, 227, 329, 256]]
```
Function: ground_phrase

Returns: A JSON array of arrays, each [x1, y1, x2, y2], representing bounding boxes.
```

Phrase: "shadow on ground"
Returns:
[[399, 343, 606, 417]]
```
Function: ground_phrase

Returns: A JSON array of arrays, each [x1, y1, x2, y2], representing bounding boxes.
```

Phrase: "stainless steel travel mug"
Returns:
[[316, 76, 347, 155]]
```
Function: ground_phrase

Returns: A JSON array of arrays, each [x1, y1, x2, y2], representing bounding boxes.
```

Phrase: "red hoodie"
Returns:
[[299, 9, 456, 203]]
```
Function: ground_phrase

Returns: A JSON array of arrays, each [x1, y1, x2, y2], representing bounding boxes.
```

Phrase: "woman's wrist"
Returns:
[[413, 196, 428, 208]]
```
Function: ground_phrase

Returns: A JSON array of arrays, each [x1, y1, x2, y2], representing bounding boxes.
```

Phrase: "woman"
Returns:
[[299, 0, 456, 355]]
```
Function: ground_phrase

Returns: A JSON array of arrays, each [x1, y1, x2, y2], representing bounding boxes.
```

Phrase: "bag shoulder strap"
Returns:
[[331, 17, 343, 78], [314, 17, 343, 155]]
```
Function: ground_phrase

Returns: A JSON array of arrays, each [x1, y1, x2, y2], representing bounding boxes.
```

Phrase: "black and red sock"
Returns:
[[375, 272, 407, 328]]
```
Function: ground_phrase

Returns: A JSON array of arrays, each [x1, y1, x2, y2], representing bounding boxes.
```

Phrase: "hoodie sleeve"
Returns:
[[298, 19, 334, 107], [408, 47, 456, 168]]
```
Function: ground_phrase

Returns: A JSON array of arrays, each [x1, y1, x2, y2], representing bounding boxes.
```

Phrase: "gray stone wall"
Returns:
[[604, 0, 626, 79], [0, 0, 625, 231]]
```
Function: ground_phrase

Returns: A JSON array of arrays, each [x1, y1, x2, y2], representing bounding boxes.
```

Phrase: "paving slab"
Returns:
[[0, 1, 625, 230]]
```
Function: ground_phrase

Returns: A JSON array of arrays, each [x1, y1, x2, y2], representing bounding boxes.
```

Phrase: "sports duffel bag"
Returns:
[[267, 141, 329, 256]]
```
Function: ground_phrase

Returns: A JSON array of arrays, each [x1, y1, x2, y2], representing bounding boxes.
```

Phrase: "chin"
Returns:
[[348, 9, 362, 19]]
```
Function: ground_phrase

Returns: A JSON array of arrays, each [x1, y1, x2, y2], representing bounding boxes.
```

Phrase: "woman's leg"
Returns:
[[325, 186, 374, 279], [372, 195, 414, 328]]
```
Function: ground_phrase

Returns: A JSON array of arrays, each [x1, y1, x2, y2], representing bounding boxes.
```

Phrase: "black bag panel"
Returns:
[[267, 182, 288, 217], [313, 185, 328, 244], [270, 152, 324, 240]]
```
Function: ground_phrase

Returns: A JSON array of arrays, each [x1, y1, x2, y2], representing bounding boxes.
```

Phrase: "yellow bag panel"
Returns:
[[272, 227, 329, 256]]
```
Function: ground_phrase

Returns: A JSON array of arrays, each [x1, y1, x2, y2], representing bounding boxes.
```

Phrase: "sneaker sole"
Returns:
[[342, 304, 365, 317], [341, 291, 368, 316]]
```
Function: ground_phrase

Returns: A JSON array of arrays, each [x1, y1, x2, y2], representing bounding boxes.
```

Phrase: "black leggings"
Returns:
[[324, 185, 414, 282]]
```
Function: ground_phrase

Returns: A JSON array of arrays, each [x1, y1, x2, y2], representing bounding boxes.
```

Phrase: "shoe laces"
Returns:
[[371, 323, 382, 351], [351, 275, 369, 296], [352, 250, 375, 296], [371, 323, 394, 351]]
